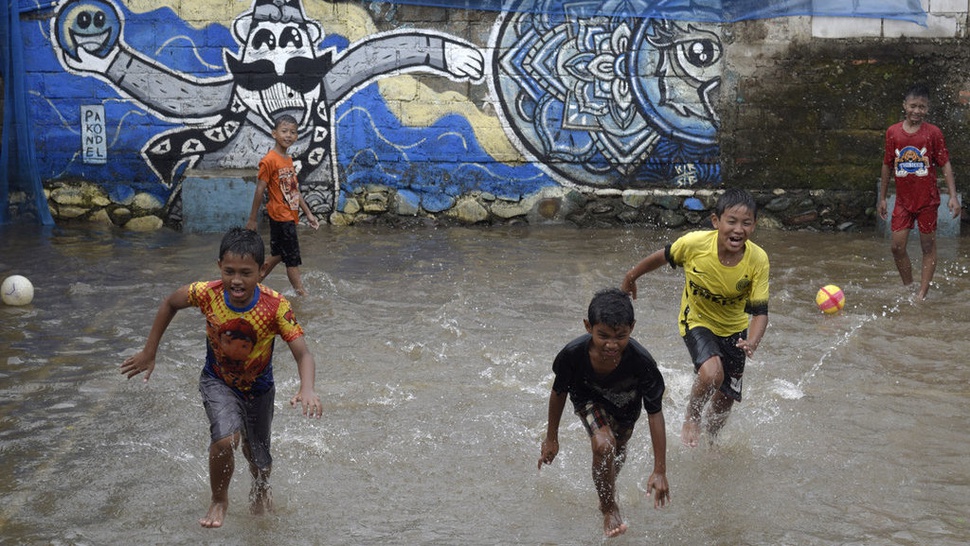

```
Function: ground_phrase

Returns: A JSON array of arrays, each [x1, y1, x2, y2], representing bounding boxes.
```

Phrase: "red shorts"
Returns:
[[891, 202, 938, 234]]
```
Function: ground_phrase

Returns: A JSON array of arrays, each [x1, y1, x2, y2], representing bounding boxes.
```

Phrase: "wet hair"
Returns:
[[219, 227, 265, 266], [274, 114, 298, 130], [904, 83, 930, 102], [715, 188, 757, 219], [587, 288, 635, 328]]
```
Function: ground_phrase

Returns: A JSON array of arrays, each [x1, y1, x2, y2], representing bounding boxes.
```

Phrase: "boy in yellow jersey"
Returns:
[[621, 189, 769, 448]]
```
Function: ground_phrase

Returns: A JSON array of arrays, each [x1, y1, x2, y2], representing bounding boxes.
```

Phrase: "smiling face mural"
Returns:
[[35, 0, 727, 227]]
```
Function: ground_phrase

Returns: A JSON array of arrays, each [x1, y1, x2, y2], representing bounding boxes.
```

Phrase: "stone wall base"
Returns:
[[38, 179, 966, 233]]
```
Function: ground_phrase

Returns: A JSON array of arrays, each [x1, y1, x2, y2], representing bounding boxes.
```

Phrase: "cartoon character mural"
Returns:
[[489, 0, 722, 188], [51, 0, 485, 217]]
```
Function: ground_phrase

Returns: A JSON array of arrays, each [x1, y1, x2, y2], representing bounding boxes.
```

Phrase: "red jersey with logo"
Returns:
[[187, 280, 304, 395], [883, 121, 949, 212]]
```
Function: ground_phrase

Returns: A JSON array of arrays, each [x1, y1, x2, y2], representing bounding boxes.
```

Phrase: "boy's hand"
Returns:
[[120, 351, 156, 382], [307, 214, 320, 230], [537, 437, 559, 469], [736, 337, 758, 357], [948, 195, 961, 219], [877, 198, 888, 220], [646, 471, 670, 508], [290, 387, 322, 418], [620, 276, 638, 299]]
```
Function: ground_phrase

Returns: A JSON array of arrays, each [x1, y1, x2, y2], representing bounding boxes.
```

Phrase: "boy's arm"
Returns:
[[621, 249, 667, 299], [246, 179, 269, 231], [645, 410, 670, 508], [737, 313, 769, 358], [286, 336, 323, 418], [942, 161, 960, 219], [877, 163, 892, 219], [120, 285, 192, 382], [299, 195, 320, 230], [537, 390, 568, 469]]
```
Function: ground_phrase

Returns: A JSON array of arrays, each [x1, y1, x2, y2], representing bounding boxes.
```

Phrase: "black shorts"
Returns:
[[683, 326, 747, 402], [269, 218, 302, 268]]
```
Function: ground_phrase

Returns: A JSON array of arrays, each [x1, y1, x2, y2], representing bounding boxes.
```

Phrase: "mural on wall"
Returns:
[[48, 0, 497, 216], [30, 0, 729, 225], [489, 0, 721, 189]]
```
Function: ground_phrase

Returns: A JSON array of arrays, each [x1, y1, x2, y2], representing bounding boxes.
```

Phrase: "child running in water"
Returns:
[[538, 288, 669, 538], [121, 227, 322, 528], [622, 188, 769, 448], [246, 114, 319, 295]]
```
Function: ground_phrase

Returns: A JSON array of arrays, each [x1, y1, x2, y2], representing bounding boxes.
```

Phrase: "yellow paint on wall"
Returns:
[[123, 0, 521, 162]]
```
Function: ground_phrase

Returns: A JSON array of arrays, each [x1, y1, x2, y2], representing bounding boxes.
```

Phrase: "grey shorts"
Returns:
[[198, 372, 276, 470], [683, 326, 746, 402]]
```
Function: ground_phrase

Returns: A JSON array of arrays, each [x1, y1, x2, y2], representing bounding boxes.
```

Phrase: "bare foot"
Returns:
[[681, 420, 701, 448], [602, 505, 628, 538], [200, 500, 228, 528], [250, 483, 274, 516]]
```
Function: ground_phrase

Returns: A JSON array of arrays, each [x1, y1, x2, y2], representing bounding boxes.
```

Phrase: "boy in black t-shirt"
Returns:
[[538, 288, 669, 538]]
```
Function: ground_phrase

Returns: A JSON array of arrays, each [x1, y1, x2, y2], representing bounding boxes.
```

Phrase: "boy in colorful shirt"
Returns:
[[246, 114, 319, 296], [622, 188, 769, 449], [538, 288, 669, 538], [121, 227, 322, 528], [877, 83, 960, 300]]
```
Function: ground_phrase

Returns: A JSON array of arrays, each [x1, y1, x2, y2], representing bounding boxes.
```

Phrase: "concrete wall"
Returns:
[[20, 1, 970, 231]]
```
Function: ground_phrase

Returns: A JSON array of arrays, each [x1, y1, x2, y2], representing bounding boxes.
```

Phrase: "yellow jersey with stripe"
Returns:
[[666, 230, 769, 337]]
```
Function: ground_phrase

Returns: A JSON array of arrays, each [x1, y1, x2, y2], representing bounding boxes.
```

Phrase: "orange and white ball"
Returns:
[[815, 284, 844, 314]]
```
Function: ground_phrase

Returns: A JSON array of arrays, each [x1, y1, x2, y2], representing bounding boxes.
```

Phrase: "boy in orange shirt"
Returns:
[[246, 114, 319, 295]]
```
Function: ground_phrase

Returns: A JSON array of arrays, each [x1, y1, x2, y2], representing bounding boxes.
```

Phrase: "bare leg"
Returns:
[[890, 229, 914, 287], [200, 433, 239, 528], [242, 442, 274, 516], [704, 391, 735, 444], [261, 255, 283, 281], [590, 428, 630, 538], [917, 231, 937, 300], [682, 357, 723, 448], [285, 266, 307, 296]]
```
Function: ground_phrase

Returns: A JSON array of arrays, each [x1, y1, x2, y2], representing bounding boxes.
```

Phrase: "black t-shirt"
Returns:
[[552, 334, 665, 423]]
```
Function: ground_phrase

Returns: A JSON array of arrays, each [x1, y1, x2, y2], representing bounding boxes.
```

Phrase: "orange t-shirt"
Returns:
[[258, 149, 301, 223]]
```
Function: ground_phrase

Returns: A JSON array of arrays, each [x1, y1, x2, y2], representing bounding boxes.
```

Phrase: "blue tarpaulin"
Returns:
[[2, 0, 54, 225]]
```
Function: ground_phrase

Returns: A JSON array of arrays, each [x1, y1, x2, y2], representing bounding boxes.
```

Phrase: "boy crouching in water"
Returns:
[[538, 288, 669, 538], [121, 227, 322, 528]]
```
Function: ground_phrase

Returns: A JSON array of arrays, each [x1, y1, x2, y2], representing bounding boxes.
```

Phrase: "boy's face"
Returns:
[[218, 251, 262, 307], [272, 121, 299, 150], [902, 95, 929, 125], [584, 320, 634, 362], [712, 204, 756, 254]]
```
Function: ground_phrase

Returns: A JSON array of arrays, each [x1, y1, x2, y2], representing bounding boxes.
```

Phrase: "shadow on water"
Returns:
[[1, 223, 969, 544]]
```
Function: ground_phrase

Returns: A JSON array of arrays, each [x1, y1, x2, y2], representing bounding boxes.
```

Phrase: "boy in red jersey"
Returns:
[[877, 84, 960, 300], [246, 114, 319, 295], [121, 227, 322, 528]]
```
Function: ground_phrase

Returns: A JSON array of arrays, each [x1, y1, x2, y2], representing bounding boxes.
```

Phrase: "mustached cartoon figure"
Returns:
[[53, 0, 484, 216]]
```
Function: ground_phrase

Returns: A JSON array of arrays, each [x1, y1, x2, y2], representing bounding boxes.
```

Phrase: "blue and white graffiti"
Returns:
[[490, 0, 722, 188]]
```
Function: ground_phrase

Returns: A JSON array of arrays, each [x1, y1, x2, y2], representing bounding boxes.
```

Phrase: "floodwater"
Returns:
[[1, 222, 969, 545]]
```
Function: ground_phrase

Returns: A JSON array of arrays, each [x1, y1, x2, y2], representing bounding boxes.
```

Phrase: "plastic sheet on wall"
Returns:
[[382, 0, 927, 25], [2, 1, 55, 225]]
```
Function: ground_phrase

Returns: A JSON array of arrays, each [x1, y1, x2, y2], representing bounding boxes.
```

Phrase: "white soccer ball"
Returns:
[[2, 275, 34, 306]]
